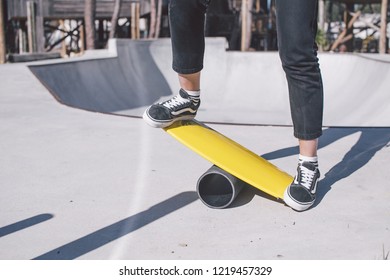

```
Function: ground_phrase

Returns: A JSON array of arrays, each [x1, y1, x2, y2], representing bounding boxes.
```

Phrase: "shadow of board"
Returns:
[[33, 192, 198, 260]]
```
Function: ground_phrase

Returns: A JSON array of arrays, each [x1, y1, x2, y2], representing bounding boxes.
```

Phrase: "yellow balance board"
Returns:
[[164, 120, 293, 199]]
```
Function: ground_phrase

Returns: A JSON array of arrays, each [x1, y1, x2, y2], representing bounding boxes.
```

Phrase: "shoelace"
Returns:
[[162, 95, 189, 110], [298, 165, 317, 191]]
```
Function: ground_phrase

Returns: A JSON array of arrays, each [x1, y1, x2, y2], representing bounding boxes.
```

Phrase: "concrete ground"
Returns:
[[0, 39, 389, 260]]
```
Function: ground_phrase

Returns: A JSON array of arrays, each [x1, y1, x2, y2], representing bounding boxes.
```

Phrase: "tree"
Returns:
[[109, 0, 122, 39], [85, 0, 96, 49]]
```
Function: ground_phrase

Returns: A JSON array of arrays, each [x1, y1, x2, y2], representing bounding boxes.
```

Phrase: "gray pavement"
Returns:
[[0, 39, 389, 260]]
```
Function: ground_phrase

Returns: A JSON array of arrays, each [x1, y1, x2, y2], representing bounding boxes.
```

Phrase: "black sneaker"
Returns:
[[284, 161, 320, 211], [143, 89, 200, 128]]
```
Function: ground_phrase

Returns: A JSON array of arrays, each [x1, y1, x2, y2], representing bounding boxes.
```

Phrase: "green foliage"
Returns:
[[316, 28, 328, 51]]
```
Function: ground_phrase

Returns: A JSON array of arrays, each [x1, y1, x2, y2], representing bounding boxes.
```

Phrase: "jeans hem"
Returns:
[[172, 64, 203, 75], [294, 130, 323, 141]]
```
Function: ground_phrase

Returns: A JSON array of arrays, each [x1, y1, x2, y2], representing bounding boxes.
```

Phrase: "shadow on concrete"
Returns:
[[261, 127, 390, 206], [0, 214, 54, 238], [229, 185, 281, 208], [33, 191, 198, 260]]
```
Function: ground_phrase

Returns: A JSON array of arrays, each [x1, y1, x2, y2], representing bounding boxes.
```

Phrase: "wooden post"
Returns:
[[18, 29, 26, 53], [149, 0, 156, 38], [241, 0, 254, 51], [84, 0, 96, 50], [0, 0, 6, 63], [109, 0, 122, 39], [35, 0, 44, 52], [59, 20, 67, 57], [27, 1, 38, 53], [131, 2, 140, 39], [241, 0, 248, 51], [318, 0, 325, 32], [379, 0, 388, 54], [155, 0, 162, 39], [79, 20, 85, 54]]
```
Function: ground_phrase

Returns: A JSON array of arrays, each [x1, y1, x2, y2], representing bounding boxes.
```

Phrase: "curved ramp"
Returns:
[[29, 38, 390, 127], [29, 40, 172, 116]]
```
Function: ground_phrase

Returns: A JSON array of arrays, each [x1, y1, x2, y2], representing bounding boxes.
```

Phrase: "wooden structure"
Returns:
[[6, 0, 149, 20], [3, 0, 150, 58], [330, 0, 388, 53], [1, 0, 388, 63], [205, 0, 277, 51], [335, 0, 381, 3]]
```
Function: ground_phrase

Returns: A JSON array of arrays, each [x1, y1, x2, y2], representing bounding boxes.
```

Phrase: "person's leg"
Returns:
[[275, 0, 323, 211], [276, 0, 323, 141], [171, 0, 209, 91], [143, 0, 209, 128], [299, 139, 318, 157], [170, 0, 210, 74], [179, 72, 201, 91]]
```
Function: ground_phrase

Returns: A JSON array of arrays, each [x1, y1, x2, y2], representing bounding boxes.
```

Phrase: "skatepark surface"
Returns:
[[1, 38, 390, 260]]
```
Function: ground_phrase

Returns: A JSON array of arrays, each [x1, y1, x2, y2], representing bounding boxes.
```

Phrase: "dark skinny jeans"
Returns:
[[169, 0, 323, 140]]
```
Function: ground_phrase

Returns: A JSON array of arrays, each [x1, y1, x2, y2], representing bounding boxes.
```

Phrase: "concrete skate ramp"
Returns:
[[29, 38, 390, 127], [29, 40, 172, 116]]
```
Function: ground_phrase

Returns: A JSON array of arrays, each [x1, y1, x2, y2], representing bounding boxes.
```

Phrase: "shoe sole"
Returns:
[[142, 108, 195, 128], [283, 188, 315, 212]]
